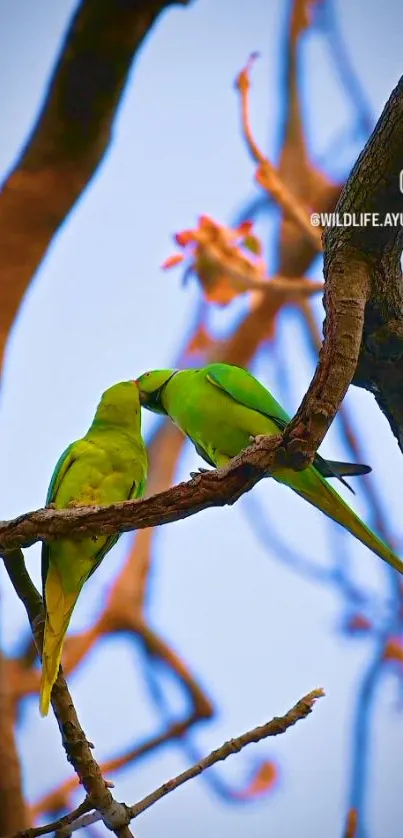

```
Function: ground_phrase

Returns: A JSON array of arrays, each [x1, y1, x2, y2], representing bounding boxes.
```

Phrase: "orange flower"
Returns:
[[383, 637, 403, 664], [162, 215, 267, 305], [346, 614, 372, 633], [235, 760, 278, 800]]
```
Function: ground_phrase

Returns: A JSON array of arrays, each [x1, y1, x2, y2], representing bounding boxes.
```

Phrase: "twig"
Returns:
[[235, 54, 323, 250], [30, 709, 213, 818], [265, 276, 323, 297], [5, 799, 92, 838], [199, 239, 323, 298], [209, 258, 324, 298], [30, 710, 208, 820], [1, 550, 133, 836], [127, 688, 324, 820], [24, 688, 325, 837]]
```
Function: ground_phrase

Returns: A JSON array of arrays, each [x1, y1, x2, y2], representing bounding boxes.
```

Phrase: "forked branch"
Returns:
[[6, 688, 324, 838]]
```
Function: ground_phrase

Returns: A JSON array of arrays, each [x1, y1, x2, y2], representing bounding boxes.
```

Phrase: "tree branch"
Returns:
[[0, 436, 285, 551], [0, 0, 192, 371], [10, 688, 324, 838], [6, 799, 92, 838], [285, 249, 369, 465], [323, 75, 403, 450], [1, 550, 134, 836]]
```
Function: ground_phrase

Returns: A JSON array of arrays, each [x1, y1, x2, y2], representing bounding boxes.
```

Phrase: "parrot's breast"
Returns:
[[46, 433, 146, 593], [164, 371, 280, 465]]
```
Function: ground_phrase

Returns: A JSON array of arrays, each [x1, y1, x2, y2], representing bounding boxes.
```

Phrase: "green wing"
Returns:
[[204, 363, 370, 491], [42, 443, 78, 593], [43, 443, 146, 588], [205, 363, 291, 424], [46, 443, 77, 505]]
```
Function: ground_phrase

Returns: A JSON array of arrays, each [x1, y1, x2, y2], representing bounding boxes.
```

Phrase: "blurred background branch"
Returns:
[[0, 647, 29, 832], [0, 0, 192, 374]]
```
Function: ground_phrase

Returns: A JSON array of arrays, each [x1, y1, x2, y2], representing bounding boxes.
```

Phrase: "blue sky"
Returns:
[[1, 2, 403, 837]]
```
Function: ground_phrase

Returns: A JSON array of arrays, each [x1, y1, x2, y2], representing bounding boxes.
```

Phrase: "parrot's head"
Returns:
[[94, 380, 142, 428], [136, 369, 178, 415]]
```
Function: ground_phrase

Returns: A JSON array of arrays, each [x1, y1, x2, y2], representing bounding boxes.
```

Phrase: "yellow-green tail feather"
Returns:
[[40, 565, 79, 717], [285, 467, 403, 575]]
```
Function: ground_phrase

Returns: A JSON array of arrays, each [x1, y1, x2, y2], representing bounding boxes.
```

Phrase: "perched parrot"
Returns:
[[40, 380, 148, 717], [136, 362, 403, 575]]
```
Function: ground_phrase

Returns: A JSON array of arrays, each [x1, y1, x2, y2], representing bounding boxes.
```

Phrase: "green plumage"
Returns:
[[40, 380, 148, 716], [136, 362, 403, 575]]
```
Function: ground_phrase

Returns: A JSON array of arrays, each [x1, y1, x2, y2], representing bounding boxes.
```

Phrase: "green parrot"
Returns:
[[136, 362, 403, 575], [40, 380, 148, 717]]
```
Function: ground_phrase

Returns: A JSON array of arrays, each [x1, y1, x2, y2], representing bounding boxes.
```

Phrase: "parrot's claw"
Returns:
[[190, 467, 210, 478], [249, 435, 256, 444]]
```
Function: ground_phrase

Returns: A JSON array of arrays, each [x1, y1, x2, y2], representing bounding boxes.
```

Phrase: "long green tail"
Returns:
[[40, 564, 79, 716], [277, 466, 403, 575]]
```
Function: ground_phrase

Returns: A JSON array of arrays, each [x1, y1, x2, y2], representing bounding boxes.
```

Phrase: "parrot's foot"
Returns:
[[66, 499, 83, 508], [47, 502, 57, 509], [190, 467, 211, 478]]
